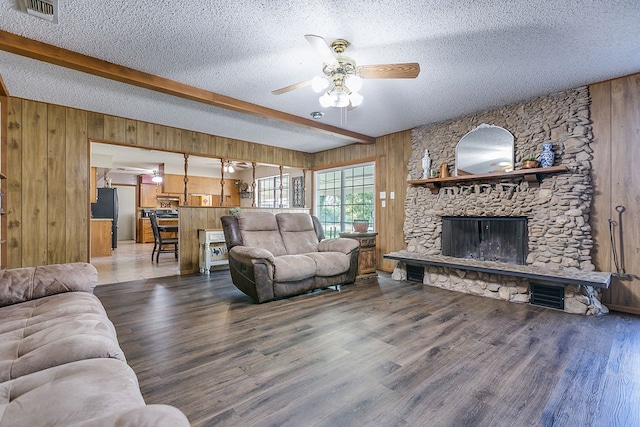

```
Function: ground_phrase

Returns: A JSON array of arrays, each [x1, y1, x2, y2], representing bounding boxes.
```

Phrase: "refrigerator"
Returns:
[[91, 187, 119, 249]]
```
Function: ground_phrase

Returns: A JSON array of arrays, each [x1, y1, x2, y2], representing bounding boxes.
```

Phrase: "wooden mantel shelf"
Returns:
[[408, 165, 568, 194]]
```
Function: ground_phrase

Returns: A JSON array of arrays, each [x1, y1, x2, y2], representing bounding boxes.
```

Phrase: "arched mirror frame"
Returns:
[[455, 124, 515, 176]]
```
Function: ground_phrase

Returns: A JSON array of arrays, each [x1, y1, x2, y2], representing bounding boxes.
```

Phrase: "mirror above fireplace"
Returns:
[[455, 124, 514, 176]]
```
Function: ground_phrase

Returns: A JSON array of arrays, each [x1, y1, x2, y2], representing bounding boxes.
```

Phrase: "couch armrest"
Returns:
[[318, 238, 360, 255], [229, 246, 276, 266], [0, 262, 98, 307]]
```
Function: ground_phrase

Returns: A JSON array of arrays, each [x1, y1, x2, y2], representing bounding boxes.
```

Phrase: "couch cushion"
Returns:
[[0, 263, 98, 307], [0, 292, 112, 334], [236, 212, 287, 256], [305, 252, 352, 277], [0, 292, 125, 381], [276, 213, 319, 255], [273, 254, 317, 282], [0, 358, 189, 427]]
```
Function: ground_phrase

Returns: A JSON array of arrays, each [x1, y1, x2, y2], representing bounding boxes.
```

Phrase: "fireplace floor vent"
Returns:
[[406, 265, 424, 283], [530, 283, 565, 310]]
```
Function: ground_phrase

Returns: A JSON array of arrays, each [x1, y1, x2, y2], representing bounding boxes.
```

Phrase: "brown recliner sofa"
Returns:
[[0, 262, 189, 427], [221, 212, 360, 303]]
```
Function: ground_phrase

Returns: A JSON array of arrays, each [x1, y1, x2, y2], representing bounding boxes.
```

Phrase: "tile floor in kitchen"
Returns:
[[91, 240, 180, 285]]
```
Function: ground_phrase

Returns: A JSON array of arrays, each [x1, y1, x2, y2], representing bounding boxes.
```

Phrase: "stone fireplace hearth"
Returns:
[[391, 86, 608, 315]]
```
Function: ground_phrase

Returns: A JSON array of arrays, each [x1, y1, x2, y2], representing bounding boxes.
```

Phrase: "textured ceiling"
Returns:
[[1, 0, 639, 153]]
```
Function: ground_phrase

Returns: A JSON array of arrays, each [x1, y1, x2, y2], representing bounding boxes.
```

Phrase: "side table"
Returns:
[[339, 232, 378, 281], [198, 229, 229, 274]]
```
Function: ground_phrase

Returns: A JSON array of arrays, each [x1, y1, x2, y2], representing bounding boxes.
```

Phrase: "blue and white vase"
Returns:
[[540, 142, 554, 168]]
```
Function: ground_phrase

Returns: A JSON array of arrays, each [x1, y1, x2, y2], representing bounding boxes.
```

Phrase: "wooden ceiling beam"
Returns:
[[0, 73, 8, 97], [0, 30, 375, 144]]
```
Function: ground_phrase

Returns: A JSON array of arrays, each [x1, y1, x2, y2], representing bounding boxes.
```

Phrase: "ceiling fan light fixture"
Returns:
[[319, 89, 352, 108], [223, 161, 235, 174], [332, 90, 350, 108], [151, 171, 163, 183], [349, 91, 363, 107], [319, 92, 333, 108], [335, 92, 350, 108], [311, 76, 329, 93], [345, 74, 362, 92]]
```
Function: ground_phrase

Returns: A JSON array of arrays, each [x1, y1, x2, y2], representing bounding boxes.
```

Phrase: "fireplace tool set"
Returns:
[[608, 205, 637, 280]]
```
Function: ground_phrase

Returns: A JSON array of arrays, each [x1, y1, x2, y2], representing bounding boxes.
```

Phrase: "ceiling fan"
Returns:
[[223, 161, 251, 173], [272, 34, 420, 108]]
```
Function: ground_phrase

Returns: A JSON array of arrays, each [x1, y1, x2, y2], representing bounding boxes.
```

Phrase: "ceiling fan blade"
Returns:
[[271, 79, 313, 95], [357, 63, 421, 79], [304, 34, 340, 68]]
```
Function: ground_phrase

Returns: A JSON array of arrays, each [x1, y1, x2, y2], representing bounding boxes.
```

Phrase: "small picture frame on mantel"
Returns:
[[292, 176, 304, 207]]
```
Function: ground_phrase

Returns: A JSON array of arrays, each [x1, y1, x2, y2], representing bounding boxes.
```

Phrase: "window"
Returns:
[[315, 162, 375, 238], [256, 174, 289, 208]]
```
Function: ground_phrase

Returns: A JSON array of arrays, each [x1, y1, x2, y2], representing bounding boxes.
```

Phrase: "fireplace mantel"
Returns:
[[408, 165, 567, 194]]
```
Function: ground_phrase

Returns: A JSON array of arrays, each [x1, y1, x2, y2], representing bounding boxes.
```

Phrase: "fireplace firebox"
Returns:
[[442, 216, 527, 265]]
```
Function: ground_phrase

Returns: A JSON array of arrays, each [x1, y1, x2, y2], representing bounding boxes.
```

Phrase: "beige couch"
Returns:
[[221, 212, 360, 303], [0, 263, 189, 427]]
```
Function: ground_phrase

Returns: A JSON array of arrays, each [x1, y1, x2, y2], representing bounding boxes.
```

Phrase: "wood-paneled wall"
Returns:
[[5, 98, 312, 268], [0, 93, 7, 268], [312, 130, 412, 272], [590, 72, 640, 314], [6, 100, 89, 267]]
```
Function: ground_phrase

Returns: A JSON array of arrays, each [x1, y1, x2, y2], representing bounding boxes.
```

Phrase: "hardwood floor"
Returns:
[[94, 272, 640, 427], [91, 240, 179, 285]]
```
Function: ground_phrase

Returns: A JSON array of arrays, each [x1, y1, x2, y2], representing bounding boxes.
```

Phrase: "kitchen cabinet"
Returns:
[[161, 174, 242, 206], [188, 175, 215, 195], [163, 174, 185, 194], [137, 218, 154, 243], [139, 183, 157, 208], [190, 195, 212, 206], [91, 219, 112, 257], [137, 218, 179, 243], [211, 195, 236, 207], [228, 186, 240, 206]]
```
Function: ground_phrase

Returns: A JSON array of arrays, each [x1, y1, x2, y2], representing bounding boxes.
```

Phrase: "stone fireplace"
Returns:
[[391, 86, 608, 315]]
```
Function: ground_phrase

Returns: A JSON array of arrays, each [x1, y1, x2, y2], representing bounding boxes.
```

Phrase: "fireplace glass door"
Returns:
[[441, 216, 527, 264]]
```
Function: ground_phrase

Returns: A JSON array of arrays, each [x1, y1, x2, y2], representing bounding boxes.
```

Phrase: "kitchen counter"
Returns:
[[90, 219, 113, 257]]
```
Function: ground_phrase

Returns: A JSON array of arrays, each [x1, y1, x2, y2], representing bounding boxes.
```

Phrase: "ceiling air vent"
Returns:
[[21, 0, 58, 23]]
